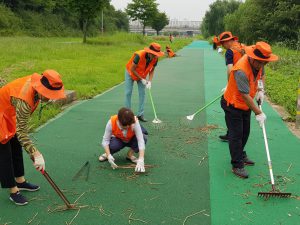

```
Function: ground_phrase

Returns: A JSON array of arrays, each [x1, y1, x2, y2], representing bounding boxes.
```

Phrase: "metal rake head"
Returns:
[[258, 191, 291, 199], [186, 114, 195, 121], [152, 118, 162, 124]]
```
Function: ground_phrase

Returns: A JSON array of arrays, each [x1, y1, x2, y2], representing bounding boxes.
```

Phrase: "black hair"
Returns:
[[117, 107, 135, 126]]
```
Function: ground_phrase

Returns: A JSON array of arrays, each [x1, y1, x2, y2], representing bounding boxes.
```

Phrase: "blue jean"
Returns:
[[124, 70, 146, 116]]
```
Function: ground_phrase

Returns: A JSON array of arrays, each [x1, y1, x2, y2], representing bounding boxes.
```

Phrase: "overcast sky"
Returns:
[[110, 0, 216, 21]]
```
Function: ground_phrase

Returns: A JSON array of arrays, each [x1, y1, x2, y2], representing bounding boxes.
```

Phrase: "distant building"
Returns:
[[129, 19, 201, 36]]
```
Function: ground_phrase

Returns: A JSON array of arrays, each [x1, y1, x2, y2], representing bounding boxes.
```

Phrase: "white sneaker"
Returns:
[[99, 153, 107, 162]]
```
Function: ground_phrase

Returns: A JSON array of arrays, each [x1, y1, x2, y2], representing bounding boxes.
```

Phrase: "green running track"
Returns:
[[0, 41, 299, 225]]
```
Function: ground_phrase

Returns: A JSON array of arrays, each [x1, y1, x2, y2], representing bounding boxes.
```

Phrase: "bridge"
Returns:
[[129, 19, 201, 35]]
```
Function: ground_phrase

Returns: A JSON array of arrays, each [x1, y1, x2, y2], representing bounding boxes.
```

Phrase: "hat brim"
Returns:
[[144, 47, 164, 57], [245, 46, 279, 62], [31, 73, 66, 100], [220, 36, 238, 43]]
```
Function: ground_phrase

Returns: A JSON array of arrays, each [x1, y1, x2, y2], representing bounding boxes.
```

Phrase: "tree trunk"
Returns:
[[156, 30, 159, 35], [142, 25, 146, 36], [82, 19, 88, 43]]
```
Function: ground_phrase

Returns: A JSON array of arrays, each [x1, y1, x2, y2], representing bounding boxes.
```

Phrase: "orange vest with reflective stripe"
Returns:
[[126, 50, 158, 81], [230, 42, 245, 65], [224, 55, 263, 111], [0, 75, 39, 144], [110, 115, 135, 142]]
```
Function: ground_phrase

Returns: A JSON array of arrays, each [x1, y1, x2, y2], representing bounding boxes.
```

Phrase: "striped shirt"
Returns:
[[11, 97, 38, 155]]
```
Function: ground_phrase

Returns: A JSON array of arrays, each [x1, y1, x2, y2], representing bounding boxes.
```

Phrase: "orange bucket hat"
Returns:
[[31, 70, 66, 100], [245, 41, 278, 62], [219, 31, 238, 42], [144, 42, 164, 57]]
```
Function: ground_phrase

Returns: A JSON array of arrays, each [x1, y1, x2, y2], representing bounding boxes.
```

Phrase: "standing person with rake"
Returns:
[[0, 70, 65, 205], [221, 42, 278, 178], [99, 107, 148, 173], [217, 31, 246, 142], [125, 42, 164, 122]]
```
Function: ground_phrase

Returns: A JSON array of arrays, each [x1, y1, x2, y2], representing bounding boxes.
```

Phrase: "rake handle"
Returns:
[[258, 104, 275, 186], [194, 93, 223, 116], [31, 157, 72, 208], [148, 89, 158, 118], [42, 170, 73, 208]]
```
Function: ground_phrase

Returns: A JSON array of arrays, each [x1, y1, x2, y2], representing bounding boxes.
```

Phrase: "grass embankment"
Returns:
[[265, 45, 299, 120], [0, 33, 194, 128]]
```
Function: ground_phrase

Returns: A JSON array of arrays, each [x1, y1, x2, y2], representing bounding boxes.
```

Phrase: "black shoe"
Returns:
[[243, 157, 255, 166], [16, 181, 40, 192], [219, 134, 228, 142], [232, 167, 249, 179], [137, 115, 147, 122], [9, 191, 28, 206]]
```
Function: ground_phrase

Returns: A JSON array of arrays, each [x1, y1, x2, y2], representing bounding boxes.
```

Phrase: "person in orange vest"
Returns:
[[218, 31, 246, 142], [221, 42, 278, 178], [212, 36, 219, 50], [125, 42, 164, 122], [0, 70, 65, 205], [165, 45, 176, 58], [99, 107, 148, 172]]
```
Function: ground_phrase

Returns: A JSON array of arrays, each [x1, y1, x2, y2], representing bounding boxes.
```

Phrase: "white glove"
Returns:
[[256, 90, 264, 104], [135, 158, 145, 173], [255, 112, 267, 128], [146, 81, 151, 89], [141, 79, 147, 86], [221, 86, 227, 93], [107, 154, 118, 169], [33, 154, 45, 171]]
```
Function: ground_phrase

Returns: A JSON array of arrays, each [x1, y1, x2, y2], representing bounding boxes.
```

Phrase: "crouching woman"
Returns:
[[99, 107, 148, 172]]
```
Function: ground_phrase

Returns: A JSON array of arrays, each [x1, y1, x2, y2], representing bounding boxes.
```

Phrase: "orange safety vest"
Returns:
[[224, 55, 263, 111], [126, 50, 158, 81], [229, 41, 245, 65], [110, 115, 135, 142], [0, 75, 39, 144], [167, 49, 175, 57]]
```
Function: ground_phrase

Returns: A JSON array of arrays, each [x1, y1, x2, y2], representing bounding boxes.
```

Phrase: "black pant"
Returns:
[[221, 97, 251, 168], [0, 135, 25, 188]]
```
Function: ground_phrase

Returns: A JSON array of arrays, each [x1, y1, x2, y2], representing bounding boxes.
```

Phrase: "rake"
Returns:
[[40, 169, 75, 208], [32, 158, 74, 209], [257, 102, 291, 199], [186, 93, 223, 121], [148, 89, 163, 128]]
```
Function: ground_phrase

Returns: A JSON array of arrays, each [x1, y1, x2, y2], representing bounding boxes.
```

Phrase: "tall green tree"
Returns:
[[151, 11, 169, 35], [225, 0, 300, 45], [125, 0, 158, 35], [69, 0, 109, 43], [101, 4, 129, 32], [200, 0, 241, 38]]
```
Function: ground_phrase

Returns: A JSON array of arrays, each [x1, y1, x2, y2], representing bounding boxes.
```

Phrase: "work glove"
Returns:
[[135, 157, 145, 173], [256, 90, 265, 105], [33, 154, 45, 171], [141, 79, 147, 86], [146, 81, 151, 89], [107, 154, 118, 169], [221, 86, 227, 93], [255, 112, 267, 128]]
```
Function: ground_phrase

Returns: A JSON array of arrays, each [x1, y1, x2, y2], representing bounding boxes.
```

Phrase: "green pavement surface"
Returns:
[[0, 41, 299, 225]]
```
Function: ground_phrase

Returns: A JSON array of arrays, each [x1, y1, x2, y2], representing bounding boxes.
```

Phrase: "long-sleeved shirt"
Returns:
[[102, 119, 145, 151], [11, 97, 38, 155]]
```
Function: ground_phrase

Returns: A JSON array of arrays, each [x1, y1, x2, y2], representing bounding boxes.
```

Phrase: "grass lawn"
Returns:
[[0, 33, 194, 128]]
